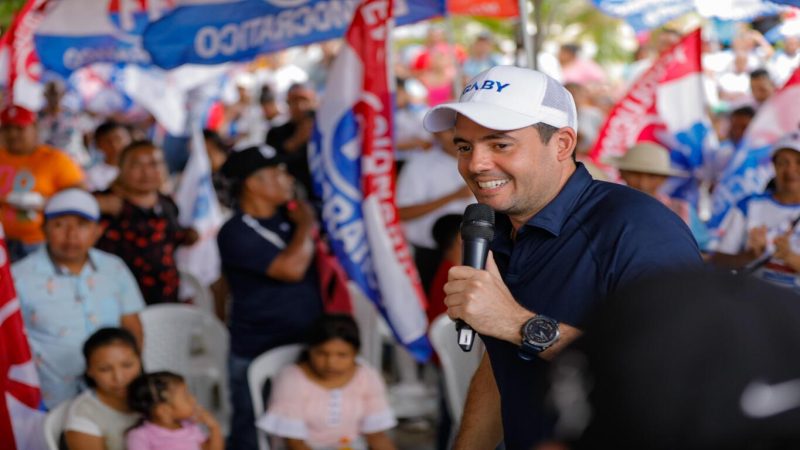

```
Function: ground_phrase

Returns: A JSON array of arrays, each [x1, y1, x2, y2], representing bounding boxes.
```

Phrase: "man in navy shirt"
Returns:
[[423, 66, 702, 450], [217, 145, 323, 450]]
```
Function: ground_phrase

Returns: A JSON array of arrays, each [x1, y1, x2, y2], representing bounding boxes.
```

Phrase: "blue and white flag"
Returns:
[[310, 0, 431, 361], [142, 0, 445, 70], [33, 0, 176, 76], [174, 127, 224, 288], [32, 0, 444, 75], [592, 0, 789, 32], [710, 68, 800, 229]]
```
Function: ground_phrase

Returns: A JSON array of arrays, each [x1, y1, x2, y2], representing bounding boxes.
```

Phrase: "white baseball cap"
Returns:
[[423, 65, 578, 133], [44, 188, 100, 222], [772, 131, 800, 158]]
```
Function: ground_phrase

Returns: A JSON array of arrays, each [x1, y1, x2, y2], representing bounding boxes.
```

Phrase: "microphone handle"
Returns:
[[456, 238, 491, 352]]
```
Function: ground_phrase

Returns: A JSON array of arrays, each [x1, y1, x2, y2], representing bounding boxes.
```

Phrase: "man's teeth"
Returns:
[[477, 180, 509, 189]]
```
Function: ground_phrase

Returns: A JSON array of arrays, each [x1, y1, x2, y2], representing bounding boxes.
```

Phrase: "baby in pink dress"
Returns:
[[125, 371, 223, 450], [257, 314, 397, 449]]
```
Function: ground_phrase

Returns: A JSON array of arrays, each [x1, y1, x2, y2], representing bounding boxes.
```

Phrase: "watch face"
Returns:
[[525, 316, 559, 345]]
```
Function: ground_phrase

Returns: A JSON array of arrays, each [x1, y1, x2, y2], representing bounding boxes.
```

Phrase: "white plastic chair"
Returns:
[[248, 344, 304, 450], [43, 400, 70, 450], [348, 282, 384, 371], [429, 314, 484, 426], [139, 304, 230, 433], [179, 270, 215, 316]]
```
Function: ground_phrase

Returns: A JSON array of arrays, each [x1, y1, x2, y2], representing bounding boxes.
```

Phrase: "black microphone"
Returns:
[[456, 203, 495, 352]]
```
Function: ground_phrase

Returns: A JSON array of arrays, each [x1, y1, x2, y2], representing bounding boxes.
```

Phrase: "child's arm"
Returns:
[[195, 406, 224, 450], [64, 431, 106, 450], [365, 431, 397, 450], [285, 438, 313, 450]]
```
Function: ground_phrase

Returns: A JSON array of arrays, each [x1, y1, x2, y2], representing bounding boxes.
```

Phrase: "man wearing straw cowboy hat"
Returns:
[[607, 141, 709, 249]]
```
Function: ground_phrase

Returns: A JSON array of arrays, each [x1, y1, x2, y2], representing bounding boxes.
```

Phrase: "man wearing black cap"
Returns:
[[217, 145, 323, 450]]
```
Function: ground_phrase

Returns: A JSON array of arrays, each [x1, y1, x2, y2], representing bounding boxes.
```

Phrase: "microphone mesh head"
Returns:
[[461, 203, 495, 241]]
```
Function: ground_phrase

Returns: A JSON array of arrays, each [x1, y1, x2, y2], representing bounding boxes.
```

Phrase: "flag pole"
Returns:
[[444, 15, 464, 99], [517, 0, 533, 68]]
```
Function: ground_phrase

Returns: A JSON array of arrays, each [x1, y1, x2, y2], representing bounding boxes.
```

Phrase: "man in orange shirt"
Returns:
[[0, 105, 85, 261]]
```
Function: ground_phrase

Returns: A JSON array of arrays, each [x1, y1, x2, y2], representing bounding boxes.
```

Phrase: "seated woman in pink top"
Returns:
[[125, 371, 223, 450], [257, 314, 397, 450]]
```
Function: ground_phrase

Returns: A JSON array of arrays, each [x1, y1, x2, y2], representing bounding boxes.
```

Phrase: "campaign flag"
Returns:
[[590, 28, 717, 205], [449, 0, 518, 18], [709, 68, 800, 228], [142, 0, 445, 70], [592, 0, 788, 32], [0, 226, 45, 450], [33, 0, 176, 76], [174, 127, 224, 289], [310, 0, 431, 361], [0, 0, 51, 111]]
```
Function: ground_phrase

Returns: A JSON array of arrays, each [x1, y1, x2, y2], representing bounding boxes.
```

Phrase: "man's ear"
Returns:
[[554, 127, 578, 162]]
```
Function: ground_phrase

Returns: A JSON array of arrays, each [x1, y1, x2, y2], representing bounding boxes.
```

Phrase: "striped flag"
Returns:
[[590, 28, 718, 205], [0, 225, 45, 449], [0, 0, 51, 111], [310, 0, 431, 361]]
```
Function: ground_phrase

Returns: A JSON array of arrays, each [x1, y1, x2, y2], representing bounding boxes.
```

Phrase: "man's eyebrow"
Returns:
[[453, 132, 519, 144]]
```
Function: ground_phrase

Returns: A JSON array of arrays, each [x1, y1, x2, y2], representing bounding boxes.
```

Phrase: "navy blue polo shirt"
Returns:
[[485, 164, 702, 450], [218, 210, 323, 359]]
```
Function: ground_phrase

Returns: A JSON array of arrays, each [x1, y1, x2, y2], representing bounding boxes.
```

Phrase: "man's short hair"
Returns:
[[730, 105, 756, 119], [749, 68, 772, 81], [118, 140, 158, 168], [561, 43, 580, 55], [533, 122, 559, 144], [94, 120, 125, 142]]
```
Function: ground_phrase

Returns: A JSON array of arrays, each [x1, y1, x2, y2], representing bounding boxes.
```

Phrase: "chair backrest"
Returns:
[[348, 282, 384, 370], [179, 270, 215, 316], [140, 304, 220, 374], [43, 400, 71, 450], [429, 314, 484, 425], [248, 344, 304, 450]]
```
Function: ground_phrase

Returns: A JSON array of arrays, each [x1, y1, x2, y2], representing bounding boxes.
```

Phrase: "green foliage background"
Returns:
[[0, 0, 27, 31]]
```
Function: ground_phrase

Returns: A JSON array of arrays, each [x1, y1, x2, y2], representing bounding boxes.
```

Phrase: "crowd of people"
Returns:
[[1, 18, 799, 450]]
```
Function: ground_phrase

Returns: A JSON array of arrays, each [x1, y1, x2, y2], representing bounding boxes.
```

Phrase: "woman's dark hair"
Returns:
[[82, 327, 140, 388], [299, 314, 361, 362], [127, 371, 185, 421], [118, 139, 159, 168]]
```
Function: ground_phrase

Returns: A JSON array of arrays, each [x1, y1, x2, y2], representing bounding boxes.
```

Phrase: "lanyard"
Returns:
[[242, 214, 287, 249]]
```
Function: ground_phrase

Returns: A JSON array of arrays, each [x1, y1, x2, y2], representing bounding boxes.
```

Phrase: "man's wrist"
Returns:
[[503, 309, 535, 345]]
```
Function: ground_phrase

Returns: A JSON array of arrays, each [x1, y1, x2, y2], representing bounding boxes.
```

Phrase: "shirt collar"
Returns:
[[496, 163, 593, 240], [38, 247, 98, 276]]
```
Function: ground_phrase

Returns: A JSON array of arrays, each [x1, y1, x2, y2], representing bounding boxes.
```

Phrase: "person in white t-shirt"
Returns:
[[63, 328, 142, 450], [710, 132, 800, 292], [769, 35, 800, 87], [396, 128, 473, 290]]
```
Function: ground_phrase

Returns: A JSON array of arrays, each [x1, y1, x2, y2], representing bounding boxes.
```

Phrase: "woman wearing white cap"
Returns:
[[607, 142, 710, 250], [710, 132, 800, 292]]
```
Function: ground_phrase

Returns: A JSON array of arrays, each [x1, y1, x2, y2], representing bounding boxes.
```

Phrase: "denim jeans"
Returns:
[[227, 353, 258, 450]]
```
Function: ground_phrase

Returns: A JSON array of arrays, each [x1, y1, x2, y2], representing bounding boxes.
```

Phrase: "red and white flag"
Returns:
[[0, 226, 44, 449], [590, 28, 717, 204], [0, 0, 50, 111]]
